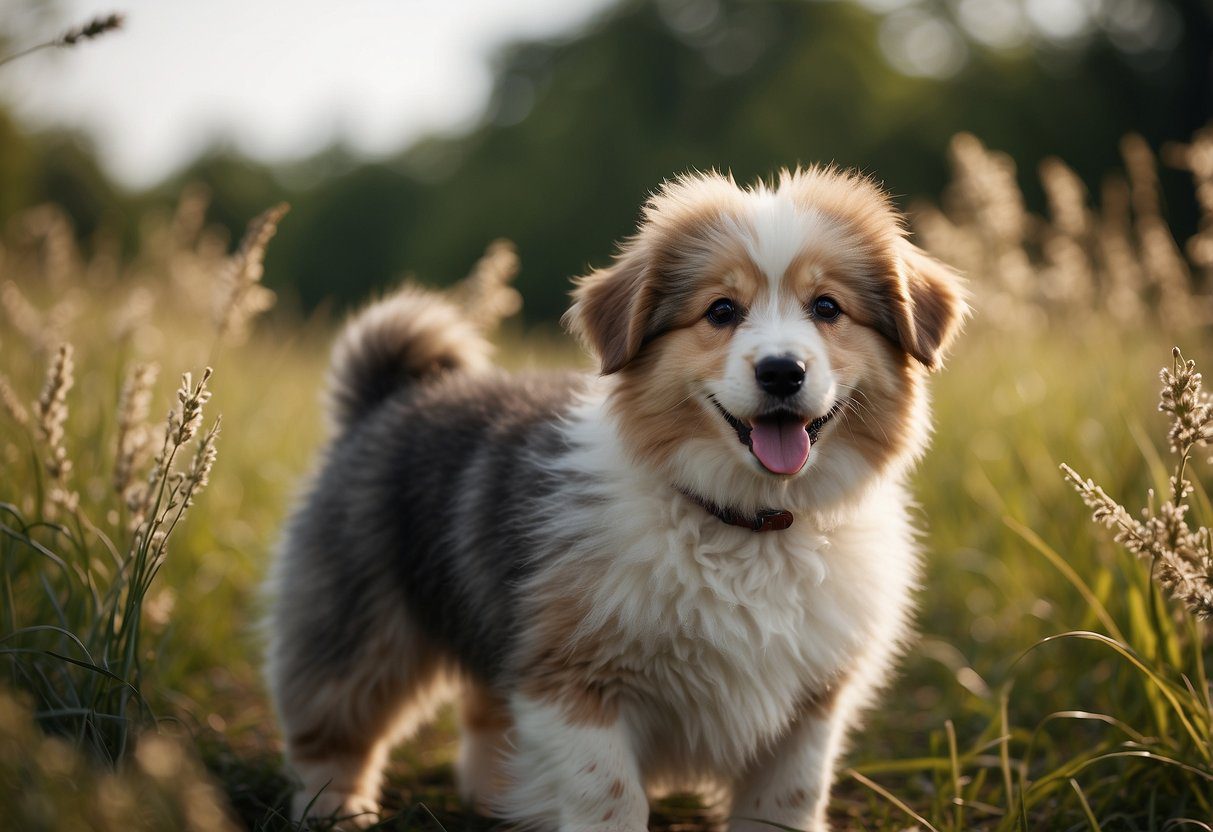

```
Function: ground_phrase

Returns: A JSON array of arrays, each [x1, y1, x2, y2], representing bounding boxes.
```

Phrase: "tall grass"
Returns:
[[858, 333, 1213, 830], [2, 357, 219, 762], [835, 128, 1213, 830], [0, 197, 287, 827]]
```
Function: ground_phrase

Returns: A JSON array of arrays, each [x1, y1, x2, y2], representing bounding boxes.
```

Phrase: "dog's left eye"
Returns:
[[706, 299, 738, 326], [811, 296, 842, 321]]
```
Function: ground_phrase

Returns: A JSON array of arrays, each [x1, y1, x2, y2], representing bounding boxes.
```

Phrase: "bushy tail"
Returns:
[[327, 240, 523, 431]]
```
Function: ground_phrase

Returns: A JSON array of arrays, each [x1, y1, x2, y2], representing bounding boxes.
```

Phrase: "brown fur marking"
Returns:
[[895, 242, 968, 369], [461, 683, 512, 734], [784, 787, 808, 809], [515, 586, 628, 727]]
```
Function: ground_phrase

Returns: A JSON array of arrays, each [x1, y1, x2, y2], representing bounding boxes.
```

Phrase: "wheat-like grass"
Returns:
[[448, 238, 523, 331], [15, 204, 81, 289], [1063, 348, 1213, 618], [34, 343, 78, 514], [920, 128, 1213, 330], [0, 12, 124, 67], [114, 362, 159, 510], [1165, 126, 1213, 287], [1, 279, 47, 349], [0, 371, 29, 427], [1038, 157, 1095, 306], [212, 204, 288, 345], [1122, 135, 1195, 320]]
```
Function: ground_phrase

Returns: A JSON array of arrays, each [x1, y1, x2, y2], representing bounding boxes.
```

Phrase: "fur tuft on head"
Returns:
[[563, 171, 744, 375]]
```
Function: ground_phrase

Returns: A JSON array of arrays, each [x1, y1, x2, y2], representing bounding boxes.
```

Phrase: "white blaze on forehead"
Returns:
[[735, 187, 852, 290]]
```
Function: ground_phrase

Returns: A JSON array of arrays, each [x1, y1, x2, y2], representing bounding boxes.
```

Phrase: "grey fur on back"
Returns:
[[277, 287, 587, 687], [283, 370, 583, 682]]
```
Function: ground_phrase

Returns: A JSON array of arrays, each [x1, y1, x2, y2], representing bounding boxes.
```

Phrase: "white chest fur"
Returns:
[[533, 409, 921, 779]]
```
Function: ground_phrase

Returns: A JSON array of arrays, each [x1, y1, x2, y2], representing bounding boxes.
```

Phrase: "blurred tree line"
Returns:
[[2, 0, 1211, 323]]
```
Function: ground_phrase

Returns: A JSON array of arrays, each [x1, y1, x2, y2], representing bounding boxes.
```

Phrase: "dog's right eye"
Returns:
[[706, 299, 738, 326]]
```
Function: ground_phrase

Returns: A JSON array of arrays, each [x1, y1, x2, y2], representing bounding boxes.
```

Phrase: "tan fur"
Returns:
[[514, 591, 626, 727], [895, 241, 969, 369], [814, 323, 921, 470], [590, 168, 956, 478], [611, 312, 734, 468], [564, 176, 752, 374], [274, 613, 456, 825], [458, 683, 514, 813]]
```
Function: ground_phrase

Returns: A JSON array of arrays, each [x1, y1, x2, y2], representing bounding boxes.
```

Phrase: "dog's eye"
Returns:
[[811, 296, 841, 321], [706, 299, 738, 326]]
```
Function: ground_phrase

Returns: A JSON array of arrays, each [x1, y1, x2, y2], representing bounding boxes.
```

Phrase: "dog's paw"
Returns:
[[729, 818, 827, 832], [292, 790, 381, 829]]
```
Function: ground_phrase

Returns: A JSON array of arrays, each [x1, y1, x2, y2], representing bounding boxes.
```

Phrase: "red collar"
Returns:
[[679, 489, 794, 532]]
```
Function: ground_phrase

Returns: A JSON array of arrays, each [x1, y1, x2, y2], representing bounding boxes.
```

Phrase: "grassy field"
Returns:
[[2, 134, 1212, 830]]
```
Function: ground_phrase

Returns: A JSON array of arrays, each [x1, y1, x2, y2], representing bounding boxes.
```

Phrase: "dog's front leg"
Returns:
[[728, 703, 849, 832], [502, 694, 648, 832]]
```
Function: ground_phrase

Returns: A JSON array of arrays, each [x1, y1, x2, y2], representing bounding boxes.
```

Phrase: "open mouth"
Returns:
[[710, 397, 841, 476]]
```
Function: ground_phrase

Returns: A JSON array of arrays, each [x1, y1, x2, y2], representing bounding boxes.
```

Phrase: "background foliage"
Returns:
[[3, 0, 1212, 321]]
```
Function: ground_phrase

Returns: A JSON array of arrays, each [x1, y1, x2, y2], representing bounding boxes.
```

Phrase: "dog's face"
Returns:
[[565, 168, 967, 512]]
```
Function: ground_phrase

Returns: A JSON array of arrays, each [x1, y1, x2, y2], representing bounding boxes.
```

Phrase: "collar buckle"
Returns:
[[752, 509, 794, 532]]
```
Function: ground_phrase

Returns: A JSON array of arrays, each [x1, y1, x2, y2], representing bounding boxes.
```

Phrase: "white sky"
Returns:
[[0, 0, 615, 187]]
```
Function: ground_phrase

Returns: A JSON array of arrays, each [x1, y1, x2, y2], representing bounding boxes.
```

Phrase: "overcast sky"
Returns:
[[0, 0, 615, 187], [2, 0, 1176, 189]]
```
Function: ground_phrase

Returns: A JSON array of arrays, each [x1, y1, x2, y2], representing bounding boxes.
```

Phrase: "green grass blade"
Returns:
[[1069, 778, 1103, 831], [1003, 518, 1127, 642], [846, 769, 942, 832]]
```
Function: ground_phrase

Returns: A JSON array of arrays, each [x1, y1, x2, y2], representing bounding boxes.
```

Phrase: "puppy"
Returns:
[[265, 167, 966, 830]]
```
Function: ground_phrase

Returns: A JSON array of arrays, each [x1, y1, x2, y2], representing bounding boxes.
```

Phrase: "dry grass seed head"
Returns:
[[448, 238, 522, 331], [1159, 347, 1213, 455], [1063, 347, 1213, 619], [180, 417, 220, 510], [35, 343, 78, 512], [57, 13, 124, 46], [1, 280, 47, 349], [1165, 127, 1213, 283], [114, 363, 160, 499], [172, 184, 211, 250], [171, 368, 213, 446], [1096, 175, 1149, 322], [18, 204, 80, 288], [0, 371, 29, 427], [213, 203, 288, 344], [1121, 134, 1194, 313]]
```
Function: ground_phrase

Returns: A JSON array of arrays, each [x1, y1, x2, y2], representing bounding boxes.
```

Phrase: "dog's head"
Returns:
[[564, 168, 967, 513]]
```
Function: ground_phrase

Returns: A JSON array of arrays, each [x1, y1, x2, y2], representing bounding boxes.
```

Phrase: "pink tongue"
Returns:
[[749, 416, 811, 475]]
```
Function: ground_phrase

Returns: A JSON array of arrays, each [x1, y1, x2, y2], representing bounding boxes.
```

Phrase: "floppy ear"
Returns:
[[563, 246, 655, 375], [891, 242, 969, 371]]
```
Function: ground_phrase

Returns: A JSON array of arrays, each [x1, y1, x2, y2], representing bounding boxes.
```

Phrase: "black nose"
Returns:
[[755, 355, 806, 398]]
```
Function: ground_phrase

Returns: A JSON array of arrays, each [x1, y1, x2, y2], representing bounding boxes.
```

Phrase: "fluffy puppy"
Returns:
[[265, 167, 967, 831]]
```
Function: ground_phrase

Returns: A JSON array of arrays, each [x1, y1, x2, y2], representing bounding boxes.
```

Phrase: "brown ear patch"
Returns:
[[894, 243, 969, 370], [564, 171, 746, 375], [563, 251, 652, 375]]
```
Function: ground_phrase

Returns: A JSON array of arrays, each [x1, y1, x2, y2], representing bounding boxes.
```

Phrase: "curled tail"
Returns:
[[327, 240, 523, 431]]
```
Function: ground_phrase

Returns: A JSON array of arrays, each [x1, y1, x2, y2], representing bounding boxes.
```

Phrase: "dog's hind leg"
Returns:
[[269, 608, 455, 828], [456, 681, 514, 815]]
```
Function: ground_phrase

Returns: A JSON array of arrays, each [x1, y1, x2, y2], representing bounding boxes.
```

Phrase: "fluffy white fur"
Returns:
[[509, 397, 918, 828]]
